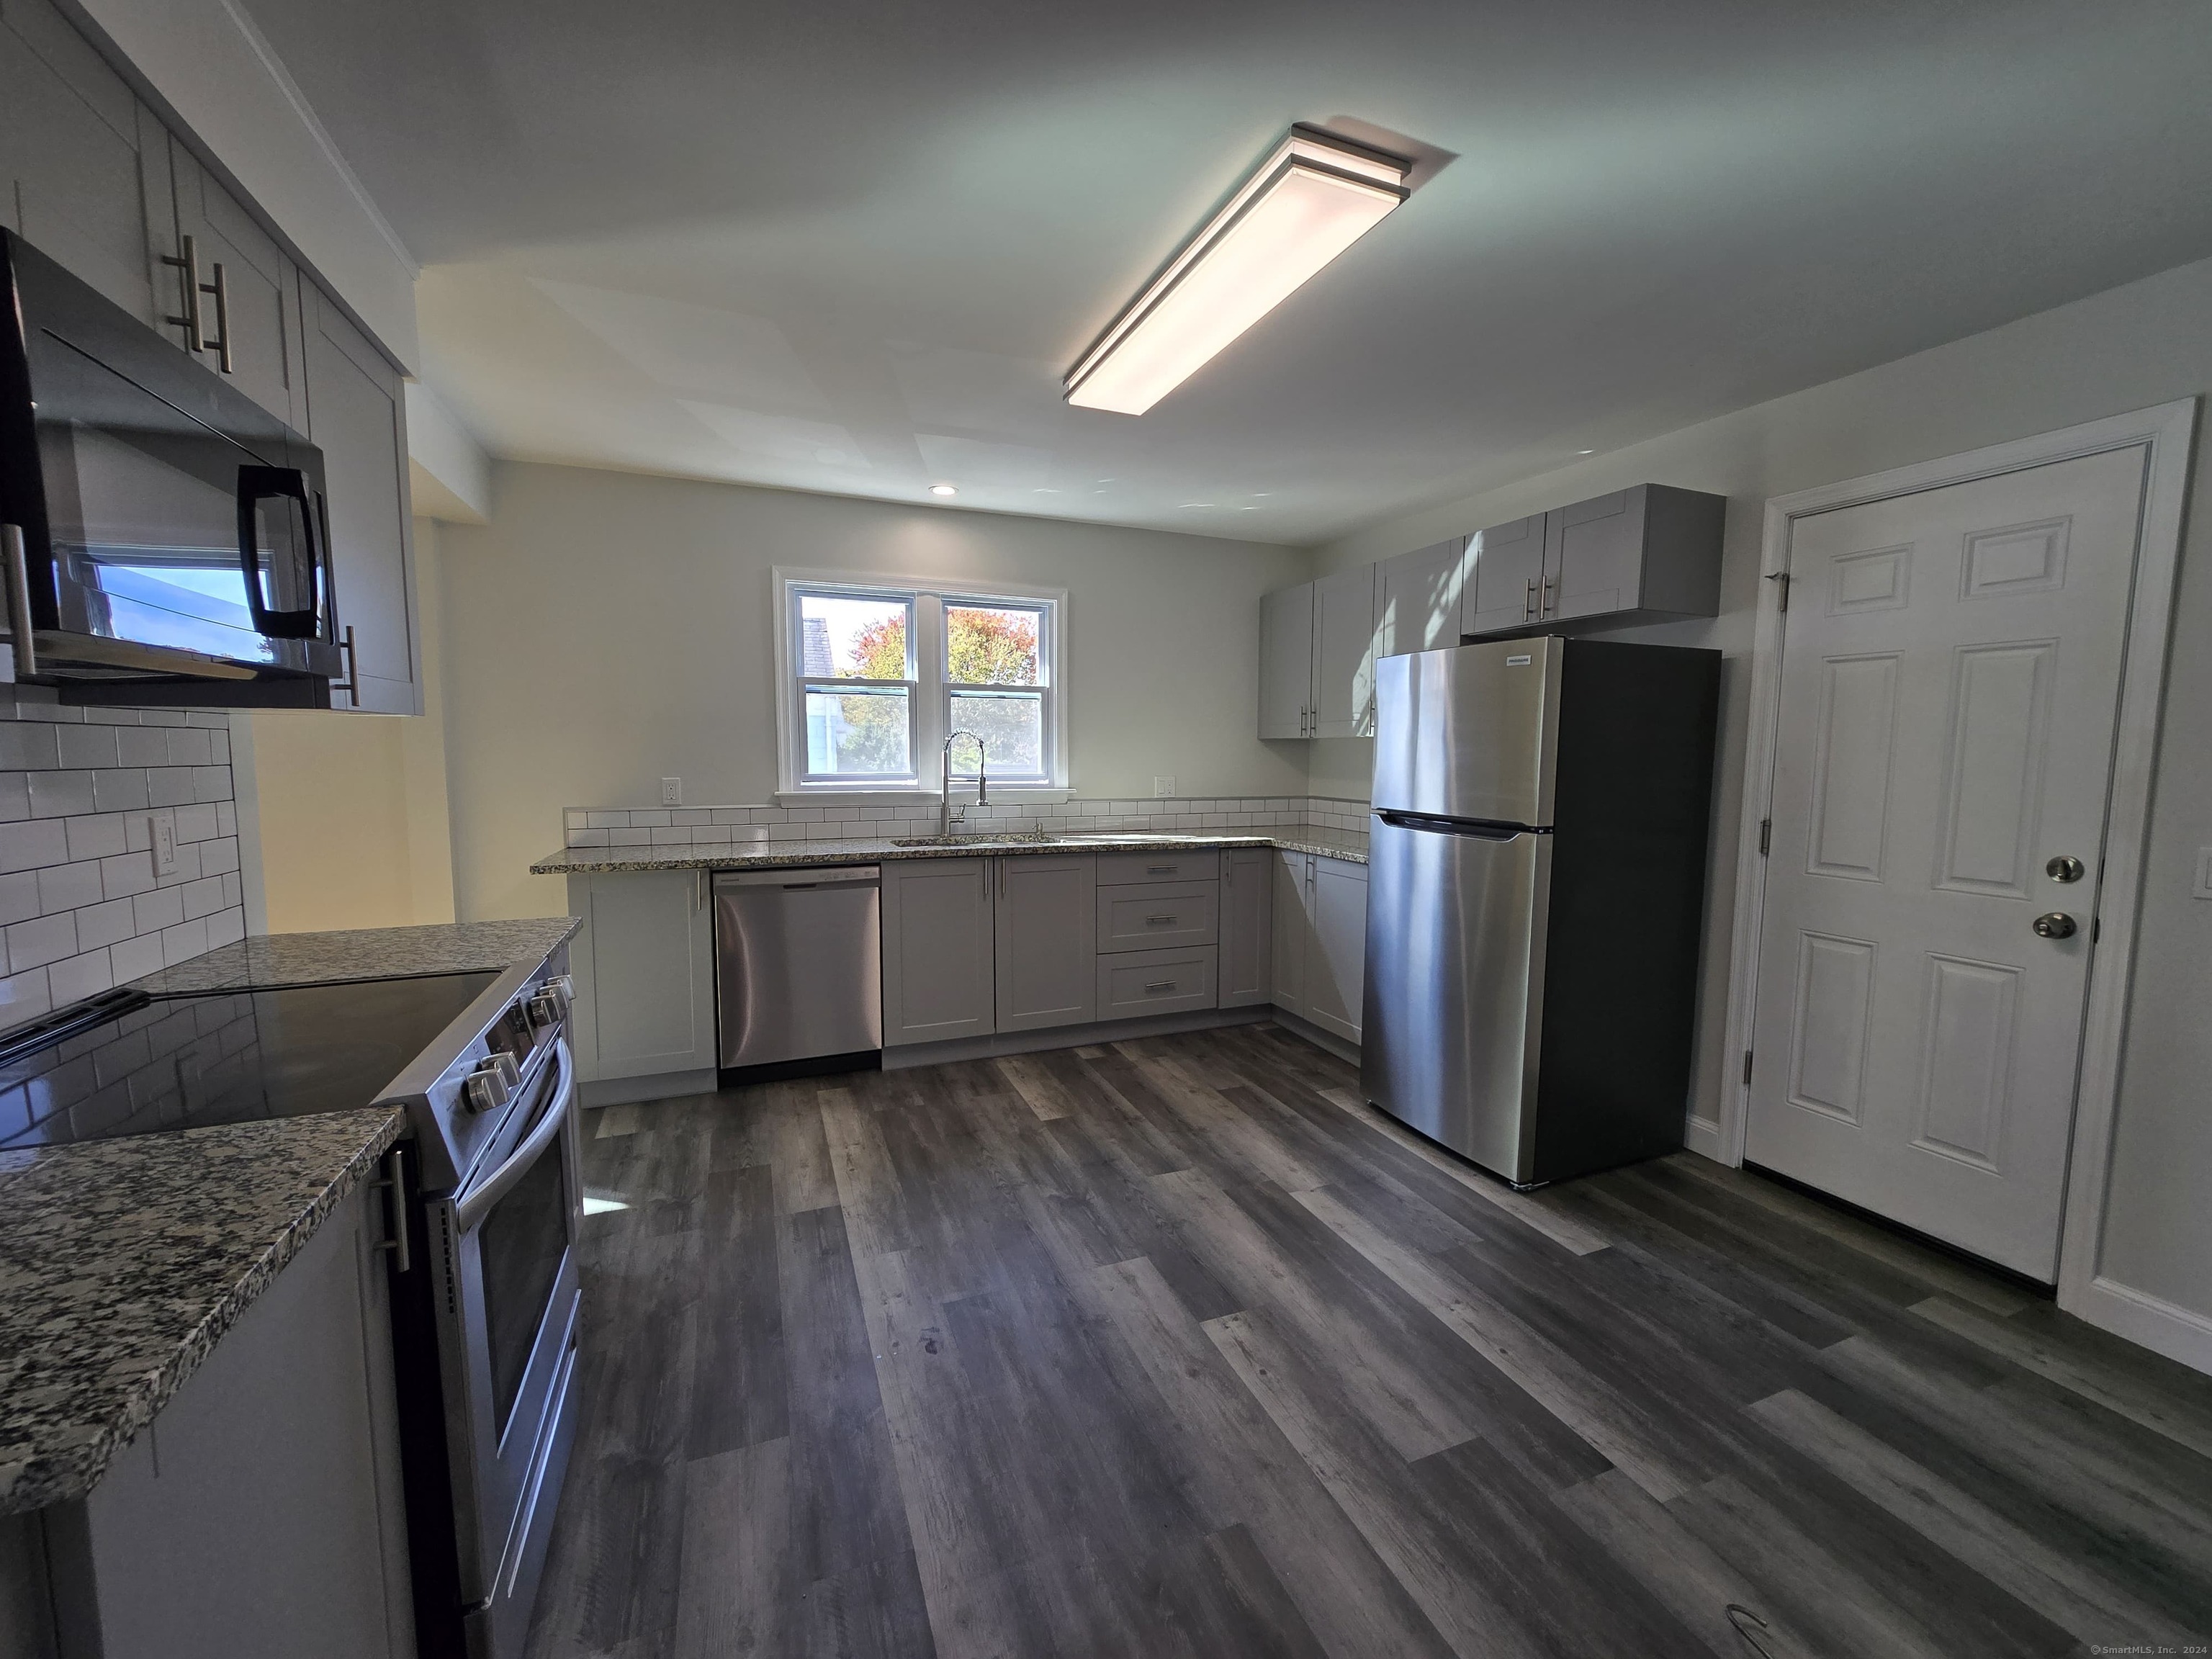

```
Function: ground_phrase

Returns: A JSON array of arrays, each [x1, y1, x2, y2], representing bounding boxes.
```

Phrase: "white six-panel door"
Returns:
[[1746, 444, 2149, 1280]]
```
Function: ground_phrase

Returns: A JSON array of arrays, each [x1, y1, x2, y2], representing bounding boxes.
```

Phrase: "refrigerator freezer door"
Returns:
[[1361, 814, 1552, 1182], [1371, 637, 1563, 827]]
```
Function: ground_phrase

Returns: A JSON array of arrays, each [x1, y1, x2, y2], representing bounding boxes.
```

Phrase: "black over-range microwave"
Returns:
[[0, 229, 341, 706]]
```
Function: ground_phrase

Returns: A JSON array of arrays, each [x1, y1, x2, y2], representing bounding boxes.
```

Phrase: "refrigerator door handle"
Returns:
[[1375, 810, 1537, 840]]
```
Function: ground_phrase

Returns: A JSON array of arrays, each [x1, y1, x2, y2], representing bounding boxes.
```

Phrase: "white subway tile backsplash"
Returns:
[[109, 931, 166, 984], [147, 768, 197, 808], [133, 887, 184, 934], [48, 948, 112, 1004], [114, 727, 168, 767], [28, 770, 95, 817], [55, 726, 118, 769], [8, 911, 78, 974], [37, 860, 104, 916], [63, 814, 128, 863], [181, 875, 227, 921]]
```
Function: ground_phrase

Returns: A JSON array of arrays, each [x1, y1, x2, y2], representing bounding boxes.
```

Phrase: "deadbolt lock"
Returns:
[[2045, 855, 2085, 884], [2032, 912, 2078, 940]]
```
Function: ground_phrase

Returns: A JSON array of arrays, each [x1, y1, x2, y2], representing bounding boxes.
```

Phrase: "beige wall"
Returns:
[[234, 520, 457, 932], [1310, 253, 2212, 1334], [436, 465, 1311, 922]]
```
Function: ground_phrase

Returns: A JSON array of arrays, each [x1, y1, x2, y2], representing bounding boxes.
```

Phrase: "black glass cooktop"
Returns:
[[0, 971, 500, 1151]]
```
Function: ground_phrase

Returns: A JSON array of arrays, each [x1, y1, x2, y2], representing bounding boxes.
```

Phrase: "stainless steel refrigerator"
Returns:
[[1362, 635, 1719, 1186]]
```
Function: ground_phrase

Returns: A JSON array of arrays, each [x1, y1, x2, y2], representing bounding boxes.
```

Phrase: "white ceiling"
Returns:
[[240, 0, 2212, 546]]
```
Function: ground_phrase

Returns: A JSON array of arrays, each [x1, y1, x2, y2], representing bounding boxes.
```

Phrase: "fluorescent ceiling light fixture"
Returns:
[[929, 483, 958, 496], [1064, 125, 1411, 416]]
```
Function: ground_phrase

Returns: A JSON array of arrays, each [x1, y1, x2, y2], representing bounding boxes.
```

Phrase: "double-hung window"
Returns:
[[779, 575, 1064, 794]]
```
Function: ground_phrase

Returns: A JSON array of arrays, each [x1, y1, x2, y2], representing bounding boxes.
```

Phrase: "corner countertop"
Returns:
[[126, 917, 582, 995], [531, 826, 1370, 876], [0, 1106, 405, 1514]]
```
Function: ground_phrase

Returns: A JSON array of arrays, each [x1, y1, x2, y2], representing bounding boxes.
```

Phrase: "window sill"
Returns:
[[775, 787, 1072, 806]]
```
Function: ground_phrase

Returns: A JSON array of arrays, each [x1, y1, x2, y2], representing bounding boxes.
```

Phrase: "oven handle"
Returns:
[[454, 1038, 574, 1234]]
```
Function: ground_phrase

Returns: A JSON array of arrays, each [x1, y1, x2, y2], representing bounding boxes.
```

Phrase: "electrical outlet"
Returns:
[[150, 814, 178, 878], [2194, 846, 2212, 899], [1154, 776, 1175, 798], [661, 777, 683, 806]]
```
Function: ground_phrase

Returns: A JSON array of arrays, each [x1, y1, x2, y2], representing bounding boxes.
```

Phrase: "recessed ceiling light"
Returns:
[[1576, 449, 1594, 455], [929, 483, 958, 497], [1064, 125, 1411, 417]]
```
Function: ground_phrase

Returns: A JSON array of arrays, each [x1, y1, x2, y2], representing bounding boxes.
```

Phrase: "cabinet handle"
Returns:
[[1, 523, 36, 679], [203, 261, 233, 374], [331, 624, 359, 704], [1541, 574, 1556, 616], [1143, 980, 1177, 994], [161, 234, 207, 350], [1146, 863, 1177, 874], [998, 858, 1006, 898], [1144, 914, 1178, 925], [370, 1147, 411, 1273], [697, 868, 708, 912], [1524, 576, 1536, 620]]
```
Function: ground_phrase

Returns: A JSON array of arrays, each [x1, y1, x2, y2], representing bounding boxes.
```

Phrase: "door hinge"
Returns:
[[1742, 1050, 1754, 1087], [1766, 570, 1791, 612], [1759, 818, 1771, 856]]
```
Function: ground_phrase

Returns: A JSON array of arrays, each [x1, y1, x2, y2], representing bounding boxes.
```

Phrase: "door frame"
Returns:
[[1705, 398, 2199, 1338]]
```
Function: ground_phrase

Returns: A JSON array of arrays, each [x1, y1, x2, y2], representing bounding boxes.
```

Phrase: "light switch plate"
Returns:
[[150, 814, 177, 878], [661, 777, 683, 806], [2193, 846, 2212, 899], [1154, 776, 1175, 797]]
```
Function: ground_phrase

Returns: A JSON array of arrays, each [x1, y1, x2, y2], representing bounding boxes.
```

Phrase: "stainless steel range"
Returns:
[[0, 946, 583, 1659]]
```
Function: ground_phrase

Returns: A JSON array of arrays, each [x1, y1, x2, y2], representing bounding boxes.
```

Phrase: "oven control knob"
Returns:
[[463, 1052, 519, 1114], [528, 982, 571, 1029]]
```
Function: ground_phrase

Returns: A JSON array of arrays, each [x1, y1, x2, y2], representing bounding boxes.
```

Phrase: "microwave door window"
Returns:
[[32, 330, 282, 665]]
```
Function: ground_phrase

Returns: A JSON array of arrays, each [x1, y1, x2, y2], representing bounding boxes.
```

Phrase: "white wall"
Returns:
[[438, 464, 1310, 920], [1310, 252, 2212, 1339]]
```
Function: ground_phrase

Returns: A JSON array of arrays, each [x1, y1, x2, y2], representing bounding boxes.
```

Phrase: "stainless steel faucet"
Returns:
[[942, 729, 986, 837]]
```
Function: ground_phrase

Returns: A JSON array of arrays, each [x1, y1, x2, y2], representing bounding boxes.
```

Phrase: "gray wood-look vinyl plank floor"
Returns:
[[526, 1022, 2212, 1658]]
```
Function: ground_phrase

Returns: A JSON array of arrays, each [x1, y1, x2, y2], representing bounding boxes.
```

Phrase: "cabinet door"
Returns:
[[570, 870, 716, 1080], [1219, 848, 1272, 1007], [1269, 851, 1310, 1017], [1377, 536, 1470, 658], [1547, 487, 1648, 621], [171, 142, 300, 426], [882, 857, 995, 1045], [302, 287, 420, 714], [1311, 565, 1378, 737], [0, 0, 165, 328], [1257, 583, 1315, 739], [1462, 513, 1548, 637], [79, 1179, 414, 1659], [994, 854, 1095, 1032], [1305, 856, 1368, 1043]]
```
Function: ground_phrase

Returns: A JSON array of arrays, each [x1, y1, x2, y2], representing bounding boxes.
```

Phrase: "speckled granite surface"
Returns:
[[533, 827, 1370, 876], [126, 917, 581, 995], [0, 1107, 405, 1514]]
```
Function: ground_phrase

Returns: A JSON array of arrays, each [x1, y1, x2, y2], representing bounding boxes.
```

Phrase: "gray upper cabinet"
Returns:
[[1464, 485, 1725, 639], [1311, 565, 1379, 737], [303, 287, 421, 714], [995, 854, 1096, 1032], [168, 140, 302, 427], [1377, 536, 1471, 659], [1257, 581, 1314, 739], [0, 0, 165, 328], [1462, 513, 1548, 635]]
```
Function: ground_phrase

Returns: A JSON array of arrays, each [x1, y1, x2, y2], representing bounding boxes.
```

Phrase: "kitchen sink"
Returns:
[[889, 831, 1053, 848]]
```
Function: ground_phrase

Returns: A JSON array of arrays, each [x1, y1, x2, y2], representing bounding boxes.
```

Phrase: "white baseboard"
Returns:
[[2061, 1274, 2212, 1377], [1683, 1113, 1729, 1164]]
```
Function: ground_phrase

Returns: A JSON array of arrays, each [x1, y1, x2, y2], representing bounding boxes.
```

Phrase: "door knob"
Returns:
[[2045, 855, 2085, 884], [2032, 912, 2077, 940]]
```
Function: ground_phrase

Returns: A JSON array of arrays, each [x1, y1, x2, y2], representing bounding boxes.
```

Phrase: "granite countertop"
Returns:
[[533, 826, 1370, 876], [127, 917, 582, 995], [0, 1107, 405, 1514]]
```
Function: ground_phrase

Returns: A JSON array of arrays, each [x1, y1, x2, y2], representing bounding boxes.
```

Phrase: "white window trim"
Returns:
[[772, 566, 1071, 800]]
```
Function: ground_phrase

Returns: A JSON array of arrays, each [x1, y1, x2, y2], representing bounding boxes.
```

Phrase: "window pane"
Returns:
[[805, 685, 911, 776], [948, 691, 1043, 776], [945, 603, 1041, 685], [799, 592, 909, 679]]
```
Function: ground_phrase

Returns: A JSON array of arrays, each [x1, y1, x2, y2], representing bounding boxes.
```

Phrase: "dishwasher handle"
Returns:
[[714, 864, 881, 891]]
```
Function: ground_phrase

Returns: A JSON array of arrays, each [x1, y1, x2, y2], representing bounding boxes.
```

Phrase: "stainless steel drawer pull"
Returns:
[[1143, 914, 1178, 925], [1146, 864, 1177, 873], [1143, 980, 1177, 994]]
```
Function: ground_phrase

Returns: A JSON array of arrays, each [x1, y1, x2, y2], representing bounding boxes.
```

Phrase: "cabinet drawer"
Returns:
[[1096, 946, 1218, 1019], [1096, 881, 1218, 952], [1097, 848, 1220, 885]]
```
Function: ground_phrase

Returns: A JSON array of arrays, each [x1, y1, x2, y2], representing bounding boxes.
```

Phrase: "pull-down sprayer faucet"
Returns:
[[942, 730, 986, 837]]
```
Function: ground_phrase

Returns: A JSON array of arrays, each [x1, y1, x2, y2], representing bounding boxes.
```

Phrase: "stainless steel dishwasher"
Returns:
[[713, 866, 883, 1074]]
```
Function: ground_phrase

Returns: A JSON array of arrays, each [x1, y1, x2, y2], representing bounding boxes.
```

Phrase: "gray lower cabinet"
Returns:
[[1218, 847, 1272, 1007], [1096, 879, 1217, 953], [33, 1176, 414, 1658], [1257, 582, 1315, 739], [303, 288, 420, 714], [882, 857, 996, 1045], [994, 854, 1095, 1031], [1270, 853, 1366, 1045], [567, 869, 716, 1082], [1097, 944, 1217, 1020], [1377, 536, 1471, 659]]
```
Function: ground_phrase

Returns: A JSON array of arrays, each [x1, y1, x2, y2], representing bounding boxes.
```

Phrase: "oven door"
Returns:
[[433, 1037, 583, 1659]]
